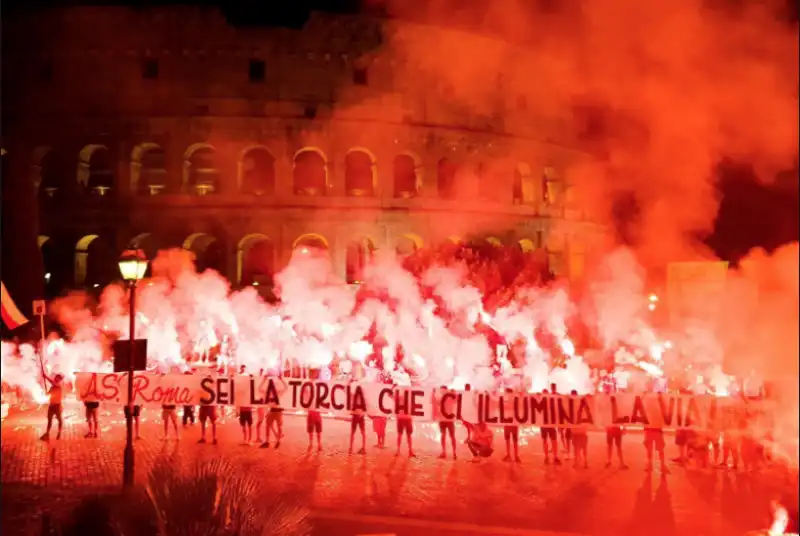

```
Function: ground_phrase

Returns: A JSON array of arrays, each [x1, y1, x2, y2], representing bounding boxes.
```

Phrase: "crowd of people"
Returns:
[[33, 370, 772, 474]]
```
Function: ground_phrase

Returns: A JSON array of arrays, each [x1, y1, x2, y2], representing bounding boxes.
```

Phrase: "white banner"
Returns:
[[75, 373, 770, 431]]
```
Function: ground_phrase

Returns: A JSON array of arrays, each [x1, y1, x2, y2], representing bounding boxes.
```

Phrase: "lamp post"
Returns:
[[118, 248, 148, 489]]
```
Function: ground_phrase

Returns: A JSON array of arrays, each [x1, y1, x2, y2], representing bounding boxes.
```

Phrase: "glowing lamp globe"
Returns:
[[118, 249, 148, 282]]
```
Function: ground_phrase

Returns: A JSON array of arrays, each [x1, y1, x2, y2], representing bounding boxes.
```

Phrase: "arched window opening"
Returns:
[[437, 158, 458, 200], [543, 167, 562, 206], [344, 150, 375, 197], [75, 234, 117, 288], [86, 147, 114, 196], [139, 147, 167, 195], [393, 154, 418, 198], [39, 151, 68, 198], [293, 150, 326, 196], [345, 239, 375, 284], [184, 233, 225, 274], [395, 234, 422, 258], [187, 147, 219, 195], [512, 168, 524, 204], [241, 148, 275, 195], [238, 235, 275, 287]]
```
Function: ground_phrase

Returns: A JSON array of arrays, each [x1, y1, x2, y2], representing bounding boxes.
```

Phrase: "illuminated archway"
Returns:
[[344, 148, 376, 197], [396, 233, 423, 257], [36, 148, 69, 198], [77, 145, 114, 195], [513, 163, 532, 204], [183, 233, 224, 274], [345, 237, 376, 284], [237, 233, 274, 285], [518, 238, 536, 253], [543, 166, 561, 206], [292, 233, 330, 251], [74, 234, 116, 287], [393, 153, 420, 198], [239, 146, 275, 195], [293, 148, 328, 196], [131, 143, 166, 195], [183, 144, 218, 195], [486, 237, 503, 248]]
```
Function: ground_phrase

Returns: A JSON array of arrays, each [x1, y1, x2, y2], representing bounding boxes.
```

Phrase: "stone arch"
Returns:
[[486, 237, 503, 248], [239, 145, 276, 195], [30, 146, 51, 190], [437, 158, 459, 200], [131, 143, 167, 195], [78, 144, 114, 195], [237, 233, 275, 286], [393, 152, 421, 198], [345, 237, 376, 284], [396, 233, 424, 257], [183, 143, 219, 195], [127, 232, 163, 265], [293, 147, 328, 196], [39, 235, 69, 297], [543, 166, 562, 206], [183, 232, 225, 274], [36, 148, 69, 198], [292, 233, 330, 251], [344, 148, 377, 197], [518, 238, 537, 253], [75, 234, 116, 287], [513, 163, 532, 204]]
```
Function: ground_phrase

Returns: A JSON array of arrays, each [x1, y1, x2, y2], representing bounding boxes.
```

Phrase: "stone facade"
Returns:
[[1, 6, 603, 297]]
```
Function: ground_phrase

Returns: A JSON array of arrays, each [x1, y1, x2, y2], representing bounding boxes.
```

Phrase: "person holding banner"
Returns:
[[83, 398, 100, 438], [40, 373, 64, 441], [502, 388, 520, 463], [436, 386, 457, 460], [162, 403, 179, 441], [198, 404, 218, 445], [570, 390, 589, 468], [396, 412, 416, 458], [644, 426, 669, 474], [349, 405, 367, 455], [124, 404, 143, 441], [261, 376, 287, 449], [466, 420, 494, 462], [539, 389, 561, 465]]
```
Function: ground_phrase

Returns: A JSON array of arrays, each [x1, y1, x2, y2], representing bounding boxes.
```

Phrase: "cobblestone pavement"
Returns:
[[2, 402, 796, 536]]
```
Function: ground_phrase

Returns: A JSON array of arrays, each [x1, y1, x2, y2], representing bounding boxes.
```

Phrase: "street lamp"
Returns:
[[118, 248, 148, 489]]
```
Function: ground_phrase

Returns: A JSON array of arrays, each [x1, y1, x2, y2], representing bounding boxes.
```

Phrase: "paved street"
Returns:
[[1, 401, 796, 536]]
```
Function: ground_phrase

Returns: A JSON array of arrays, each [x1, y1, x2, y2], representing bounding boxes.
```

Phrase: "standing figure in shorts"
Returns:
[[124, 404, 143, 440], [539, 390, 561, 465], [40, 373, 65, 441], [437, 386, 457, 460], [83, 398, 100, 438], [349, 404, 367, 455], [307, 408, 323, 451], [198, 404, 218, 444], [239, 404, 254, 445], [396, 413, 416, 458], [162, 403, 179, 440], [502, 388, 521, 463], [570, 391, 588, 468], [644, 426, 669, 473]]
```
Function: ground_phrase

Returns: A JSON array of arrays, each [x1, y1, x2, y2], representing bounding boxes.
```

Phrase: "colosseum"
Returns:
[[2, 6, 603, 301]]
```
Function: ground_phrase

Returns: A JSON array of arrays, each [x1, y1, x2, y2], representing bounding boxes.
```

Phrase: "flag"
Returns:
[[1, 281, 29, 329]]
